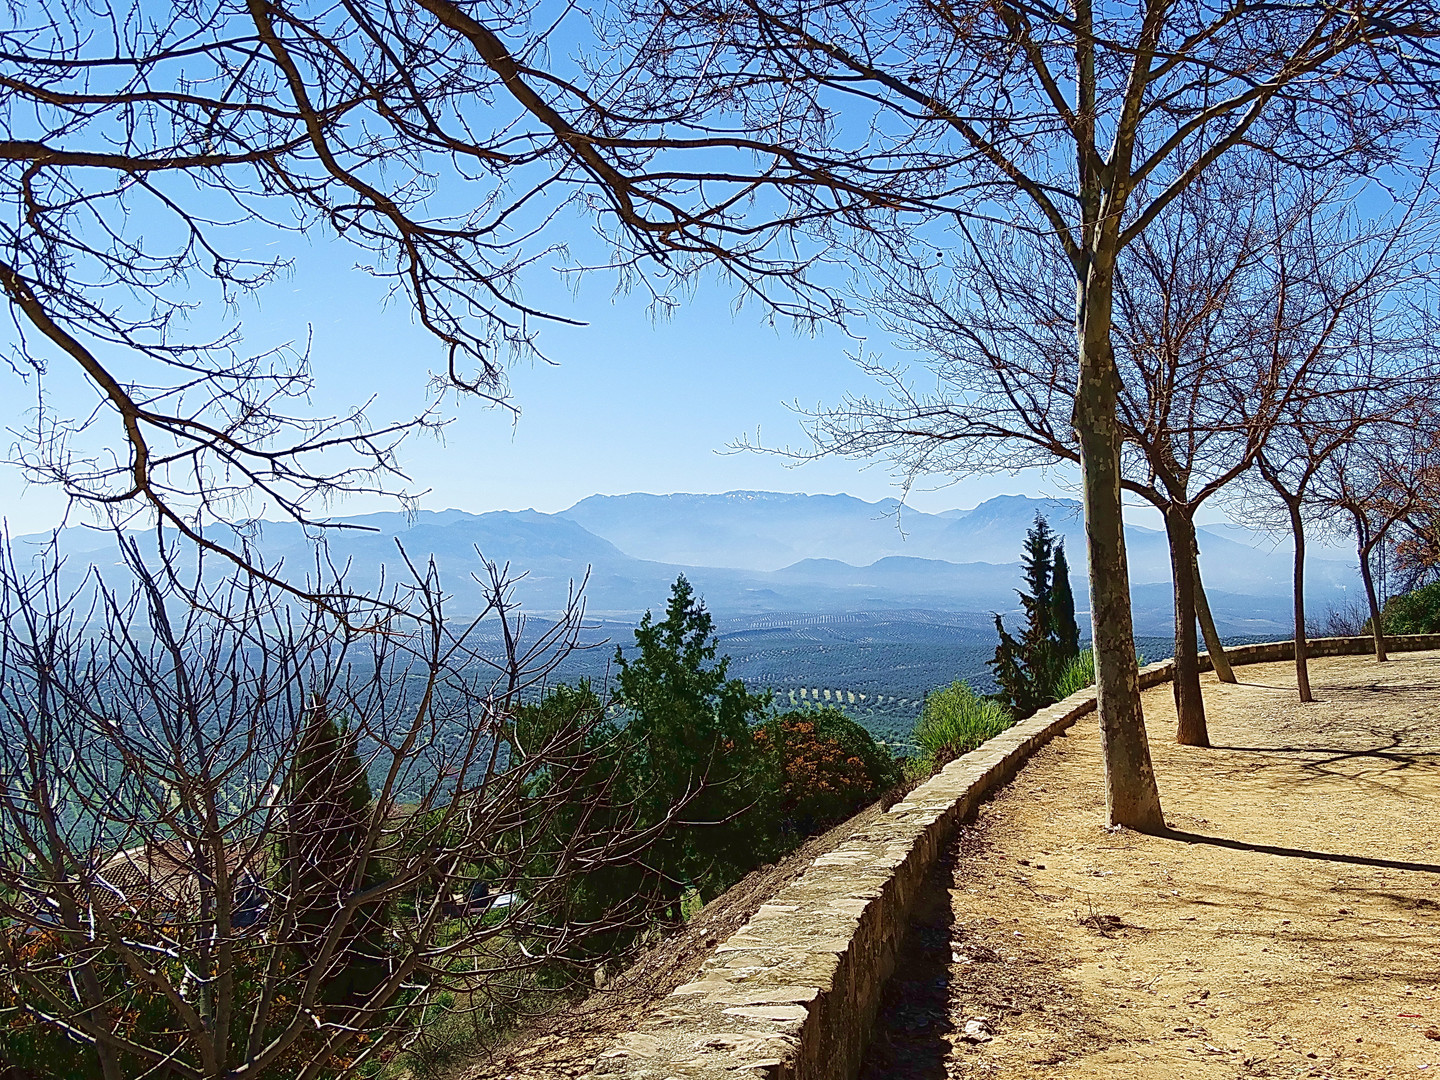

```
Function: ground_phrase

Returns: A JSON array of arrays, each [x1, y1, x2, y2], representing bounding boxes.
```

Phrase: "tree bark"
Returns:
[[1287, 499, 1314, 702], [1164, 507, 1209, 746], [1075, 260, 1165, 832], [1357, 536, 1388, 662], [1345, 506, 1388, 662], [1192, 533, 1236, 683]]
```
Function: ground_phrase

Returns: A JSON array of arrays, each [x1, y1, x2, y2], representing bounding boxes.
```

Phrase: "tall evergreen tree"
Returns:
[[285, 695, 387, 1004], [1017, 514, 1058, 678], [1051, 542, 1081, 666], [989, 614, 1035, 717], [613, 575, 773, 915], [989, 514, 1081, 714]]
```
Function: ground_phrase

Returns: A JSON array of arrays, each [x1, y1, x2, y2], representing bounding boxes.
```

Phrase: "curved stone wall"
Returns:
[[589, 634, 1440, 1080]]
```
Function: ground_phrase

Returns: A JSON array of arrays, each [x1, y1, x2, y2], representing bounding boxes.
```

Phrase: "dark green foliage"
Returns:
[[505, 681, 648, 959], [512, 584, 908, 956], [988, 515, 1083, 716], [1379, 581, 1440, 634], [285, 696, 387, 1004], [1019, 515, 1059, 658], [512, 680, 615, 760], [1052, 544, 1080, 660], [613, 575, 774, 913], [989, 612, 1034, 715], [754, 708, 901, 836]]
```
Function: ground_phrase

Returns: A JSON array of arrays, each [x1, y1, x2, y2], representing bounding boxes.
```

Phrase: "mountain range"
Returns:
[[17, 491, 1361, 639]]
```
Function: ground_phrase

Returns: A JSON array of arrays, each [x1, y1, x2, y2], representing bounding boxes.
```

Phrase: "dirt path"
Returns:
[[862, 651, 1440, 1080]]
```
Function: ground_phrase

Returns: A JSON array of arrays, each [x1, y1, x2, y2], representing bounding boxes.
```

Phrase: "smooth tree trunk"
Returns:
[[1351, 511, 1388, 662], [1287, 498, 1314, 702], [1192, 533, 1235, 683], [1358, 547, 1388, 661], [1164, 507, 1209, 746], [1075, 259, 1165, 832]]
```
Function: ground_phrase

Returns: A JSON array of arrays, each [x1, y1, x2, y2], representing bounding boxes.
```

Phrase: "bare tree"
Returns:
[[0, 0, 852, 604], [1317, 406, 1440, 659], [1249, 425, 1355, 702], [796, 162, 1440, 746], [0, 544, 686, 1079], [11, 0, 1440, 830], [1242, 379, 1428, 700], [828, 167, 1304, 748], [1222, 186, 1440, 698], [4, 1, 488, 544], [1389, 483, 1440, 591], [578, 0, 1440, 827]]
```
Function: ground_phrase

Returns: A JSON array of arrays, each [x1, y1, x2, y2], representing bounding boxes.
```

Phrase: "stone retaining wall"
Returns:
[[589, 634, 1440, 1080]]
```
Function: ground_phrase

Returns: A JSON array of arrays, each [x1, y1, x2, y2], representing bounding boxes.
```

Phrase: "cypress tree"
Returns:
[[989, 514, 1078, 714], [1051, 541, 1081, 665], [1017, 514, 1057, 671], [285, 695, 387, 1004], [988, 614, 1034, 717]]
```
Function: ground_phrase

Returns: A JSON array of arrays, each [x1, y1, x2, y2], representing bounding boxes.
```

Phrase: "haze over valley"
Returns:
[[22, 490, 1362, 724]]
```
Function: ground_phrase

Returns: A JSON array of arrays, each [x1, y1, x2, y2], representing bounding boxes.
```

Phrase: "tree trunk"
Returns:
[[1357, 538, 1388, 662], [1287, 499, 1313, 703], [1075, 264, 1165, 832], [1192, 533, 1235, 683], [1164, 507, 1209, 745]]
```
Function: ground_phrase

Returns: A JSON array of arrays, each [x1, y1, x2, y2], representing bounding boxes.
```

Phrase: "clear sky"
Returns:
[[0, 216, 1082, 537]]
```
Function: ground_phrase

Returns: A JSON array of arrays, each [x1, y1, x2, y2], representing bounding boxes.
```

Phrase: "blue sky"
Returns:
[[0, 214, 1079, 537]]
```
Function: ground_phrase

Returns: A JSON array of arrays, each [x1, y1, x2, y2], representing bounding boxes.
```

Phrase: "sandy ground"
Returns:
[[862, 651, 1440, 1080]]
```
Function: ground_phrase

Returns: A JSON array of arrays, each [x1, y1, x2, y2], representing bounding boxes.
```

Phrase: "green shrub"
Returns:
[[1380, 582, 1440, 635], [912, 682, 1014, 766], [1053, 648, 1096, 699], [1048, 647, 1151, 701]]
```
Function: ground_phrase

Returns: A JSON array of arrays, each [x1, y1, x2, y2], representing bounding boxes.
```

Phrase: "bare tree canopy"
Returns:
[[1232, 366, 1434, 701], [9, 0, 1440, 830], [0, 0, 812, 577], [800, 161, 1440, 739], [585, 0, 1440, 822], [1315, 405, 1440, 661]]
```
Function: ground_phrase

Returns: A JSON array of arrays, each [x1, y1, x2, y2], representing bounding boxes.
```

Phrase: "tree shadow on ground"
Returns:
[[1205, 729, 1437, 798], [1160, 828, 1440, 875], [1208, 740, 1424, 767], [859, 849, 958, 1080]]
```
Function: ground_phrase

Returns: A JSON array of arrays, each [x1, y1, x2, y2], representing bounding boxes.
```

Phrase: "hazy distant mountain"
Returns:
[[14, 491, 1359, 636], [558, 491, 937, 571], [560, 490, 1111, 571], [559, 490, 1348, 598]]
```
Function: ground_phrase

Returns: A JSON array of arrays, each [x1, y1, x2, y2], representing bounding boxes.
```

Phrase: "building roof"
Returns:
[[90, 836, 263, 915]]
